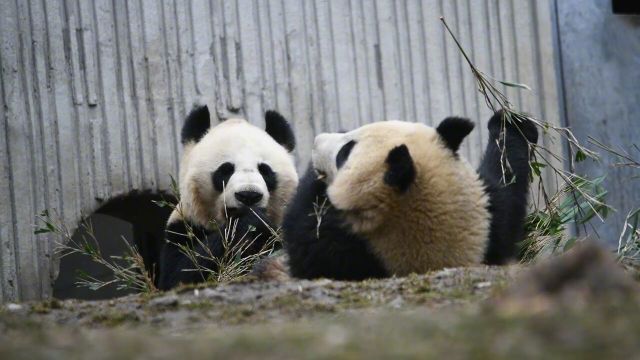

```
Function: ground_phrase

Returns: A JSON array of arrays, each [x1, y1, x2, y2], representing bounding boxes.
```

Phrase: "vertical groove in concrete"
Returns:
[[0, 0, 561, 301]]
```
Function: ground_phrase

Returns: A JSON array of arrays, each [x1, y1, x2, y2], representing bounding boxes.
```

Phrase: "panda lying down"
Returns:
[[275, 111, 538, 280], [159, 106, 537, 288]]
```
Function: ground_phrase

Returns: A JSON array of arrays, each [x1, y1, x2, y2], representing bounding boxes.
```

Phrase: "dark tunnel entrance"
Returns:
[[53, 192, 174, 300]]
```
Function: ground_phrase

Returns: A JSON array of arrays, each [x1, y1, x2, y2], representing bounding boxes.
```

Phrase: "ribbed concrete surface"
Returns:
[[0, 0, 561, 301], [557, 0, 640, 244]]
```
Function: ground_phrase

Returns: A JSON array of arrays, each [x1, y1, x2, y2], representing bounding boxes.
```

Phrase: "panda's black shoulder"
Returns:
[[283, 167, 388, 280]]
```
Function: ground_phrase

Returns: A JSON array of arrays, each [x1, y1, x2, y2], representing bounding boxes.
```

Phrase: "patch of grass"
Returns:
[[29, 299, 63, 315], [181, 301, 216, 311], [4, 296, 640, 359], [268, 294, 338, 316], [90, 311, 140, 327], [216, 305, 259, 325], [172, 280, 219, 294], [334, 289, 374, 309]]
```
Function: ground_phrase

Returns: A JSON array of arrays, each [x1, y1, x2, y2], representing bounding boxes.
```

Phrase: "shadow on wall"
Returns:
[[53, 193, 173, 300]]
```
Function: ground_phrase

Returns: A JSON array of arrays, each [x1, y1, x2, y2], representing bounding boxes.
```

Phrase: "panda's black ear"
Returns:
[[436, 117, 474, 154], [384, 145, 416, 193], [265, 110, 296, 152], [181, 105, 211, 144]]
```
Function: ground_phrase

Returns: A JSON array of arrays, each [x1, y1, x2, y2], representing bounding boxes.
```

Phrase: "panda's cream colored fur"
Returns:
[[169, 118, 298, 229], [317, 121, 490, 275]]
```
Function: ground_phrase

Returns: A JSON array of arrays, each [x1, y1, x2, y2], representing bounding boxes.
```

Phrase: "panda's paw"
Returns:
[[251, 253, 291, 282], [487, 110, 539, 144]]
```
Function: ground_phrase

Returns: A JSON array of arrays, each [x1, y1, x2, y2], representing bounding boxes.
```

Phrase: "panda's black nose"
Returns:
[[235, 191, 263, 206]]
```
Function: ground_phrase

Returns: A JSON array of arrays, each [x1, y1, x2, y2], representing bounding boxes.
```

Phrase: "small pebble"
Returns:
[[475, 281, 492, 289], [6, 303, 23, 311], [388, 296, 405, 309], [149, 295, 179, 308]]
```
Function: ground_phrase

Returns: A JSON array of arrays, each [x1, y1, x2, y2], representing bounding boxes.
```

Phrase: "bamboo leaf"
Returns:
[[530, 162, 546, 177], [563, 237, 578, 251], [498, 80, 532, 91], [575, 150, 588, 163]]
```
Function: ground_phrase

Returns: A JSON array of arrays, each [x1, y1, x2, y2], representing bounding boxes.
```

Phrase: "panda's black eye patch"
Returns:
[[212, 162, 235, 192], [336, 140, 356, 169], [258, 163, 278, 192]]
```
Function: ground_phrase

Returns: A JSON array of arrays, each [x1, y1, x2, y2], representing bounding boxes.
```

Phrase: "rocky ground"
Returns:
[[1, 244, 639, 359]]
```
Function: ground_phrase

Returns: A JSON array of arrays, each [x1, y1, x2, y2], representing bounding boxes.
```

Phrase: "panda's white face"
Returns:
[[312, 132, 355, 185], [209, 148, 275, 214], [177, 116, 298, 228]]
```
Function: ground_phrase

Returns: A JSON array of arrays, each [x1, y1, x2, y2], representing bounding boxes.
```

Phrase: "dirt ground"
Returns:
[[1, 244, 639, 359]]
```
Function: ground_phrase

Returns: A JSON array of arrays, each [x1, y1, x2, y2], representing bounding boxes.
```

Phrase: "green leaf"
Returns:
[[36, 221, 58, 235], [75, 269, 89, 277], [575, 150, 587, 163], [498, 80, 532, 91], [530, 162, 546, 177], [563, 237, 578, 251], [169, 175, 180, 197], [151, 200, 167, 208]]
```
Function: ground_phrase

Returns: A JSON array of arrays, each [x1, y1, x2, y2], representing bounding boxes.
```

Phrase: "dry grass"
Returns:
[[165, 210, 282, 285], [160, 179, 283, 285], [35, 210, 157, 294]]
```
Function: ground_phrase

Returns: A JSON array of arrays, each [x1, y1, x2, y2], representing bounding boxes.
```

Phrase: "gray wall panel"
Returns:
[[0, 0, 562, 301], [557, 0, 640, 244]]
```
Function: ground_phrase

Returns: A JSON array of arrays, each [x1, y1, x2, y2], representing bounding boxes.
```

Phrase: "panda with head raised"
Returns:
[[280, 111, 537, 280], [158, 105, 298, 290]]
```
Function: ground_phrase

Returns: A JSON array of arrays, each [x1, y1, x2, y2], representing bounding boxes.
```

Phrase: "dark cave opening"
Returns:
[[53, 192, 173, 300]]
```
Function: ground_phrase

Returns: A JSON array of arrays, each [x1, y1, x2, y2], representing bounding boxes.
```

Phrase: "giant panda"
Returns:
[[280, 111, 537, 280], [157, 105, 298, 290]]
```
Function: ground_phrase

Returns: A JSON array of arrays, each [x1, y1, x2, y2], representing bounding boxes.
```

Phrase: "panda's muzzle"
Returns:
[[313, 132, 354, 184], [235, 190, 263, 206]]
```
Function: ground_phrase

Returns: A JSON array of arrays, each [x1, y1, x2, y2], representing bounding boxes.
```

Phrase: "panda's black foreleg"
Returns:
[[478, 110, 538, 265], [283, 167, 388, 280], [157, 208, 276, 290], [157, 221, 214, 290], [224, 207, 279, 256]]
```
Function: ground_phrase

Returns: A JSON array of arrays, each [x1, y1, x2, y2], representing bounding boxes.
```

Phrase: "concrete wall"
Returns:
[[0, 0, 562, 301], [556, 0, 640, 243]]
